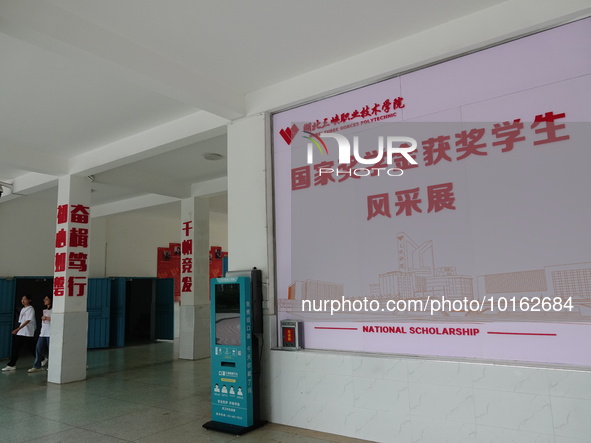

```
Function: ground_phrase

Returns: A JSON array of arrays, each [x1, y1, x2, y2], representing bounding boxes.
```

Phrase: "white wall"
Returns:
[[89, 217, 106, 278], [0, 188, 56, 277], [104, 211, 180, 277], [266, 351, 591, 442], [209, 210, 228, 251], [227, 114, 269, 275]]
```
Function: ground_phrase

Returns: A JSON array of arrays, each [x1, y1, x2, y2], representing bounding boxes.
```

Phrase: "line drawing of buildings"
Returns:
[[281, 232, 591, 322], [375, 232, 474, 302], [278, 280, 344, 312]]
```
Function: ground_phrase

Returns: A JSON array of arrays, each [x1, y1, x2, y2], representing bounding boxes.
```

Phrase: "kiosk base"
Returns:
[[203, 420, 267, 435]]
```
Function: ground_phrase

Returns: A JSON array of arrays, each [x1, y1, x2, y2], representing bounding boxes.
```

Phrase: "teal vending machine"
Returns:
[[203, 269, 264, 435]]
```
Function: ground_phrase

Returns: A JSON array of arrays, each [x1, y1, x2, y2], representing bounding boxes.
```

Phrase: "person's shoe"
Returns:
[[2, 366, 16, 372], [28, 367, 42, 373], [41, 358, 48, 367]]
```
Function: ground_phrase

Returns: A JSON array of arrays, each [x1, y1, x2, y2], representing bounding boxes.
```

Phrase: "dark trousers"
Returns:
[[7, 335, 36, 366]]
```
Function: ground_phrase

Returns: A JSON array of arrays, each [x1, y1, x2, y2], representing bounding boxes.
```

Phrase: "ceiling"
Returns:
[[0, 0, 569, 217]]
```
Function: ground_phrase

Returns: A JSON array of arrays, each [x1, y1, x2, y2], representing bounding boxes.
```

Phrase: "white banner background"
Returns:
[[272, 18, 591, 366]]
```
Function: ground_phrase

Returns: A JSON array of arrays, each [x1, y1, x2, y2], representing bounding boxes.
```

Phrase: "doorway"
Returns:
[[124, 278, 154, 345], [14, 277, 53, 337]]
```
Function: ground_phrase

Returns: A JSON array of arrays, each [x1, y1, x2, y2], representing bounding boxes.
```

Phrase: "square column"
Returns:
[[48, 175, 91, 384], [179, 196, 210, 360]]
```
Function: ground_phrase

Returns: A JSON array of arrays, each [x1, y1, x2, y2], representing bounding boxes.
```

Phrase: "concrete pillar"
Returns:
[[179, 196, 210, 360], [227, 114, 268, 273], [48, 175, 91, 384], [227, 114, 275, 342], [227, 114, 276, 421]]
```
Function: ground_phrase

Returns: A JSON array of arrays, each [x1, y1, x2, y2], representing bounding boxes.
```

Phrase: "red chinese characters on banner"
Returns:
[[367, 182, 456, 220], [423, 135, 452, 166], [69, 228, 89, 247], [180, 221, 193, 294], [366, 193, 392, 220], [292, 110, 571, 191], [491, 120, 526, 152], [182, 238, 193, 255], [182, 257, 193, 273], [292, 166, 311, 190], [70, 205, 90, 223], [55, 229, 67, 248], [181, 276, 192, 292], [53, 276, 66, 297], [303, 97, 405, 133], [68, 252, 88, 272], [531, 111, 570, 145], [314, 161, 335, 186], [53, 204, 90, 296], [427, 183, 456, 213], [455, 128, 487, 160], [54, 252, 66, 272], [68, 276, 87, 297], [56, 204, 69, 224], [395, 187, 422, 216]]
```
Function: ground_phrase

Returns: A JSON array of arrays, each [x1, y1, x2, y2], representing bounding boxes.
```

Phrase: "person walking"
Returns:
[[28, 295, 52, 373], [2, 295, 37, 372]]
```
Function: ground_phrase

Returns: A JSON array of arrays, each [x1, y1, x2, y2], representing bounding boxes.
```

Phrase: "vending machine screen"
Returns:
[[214, 283, 241, 346]]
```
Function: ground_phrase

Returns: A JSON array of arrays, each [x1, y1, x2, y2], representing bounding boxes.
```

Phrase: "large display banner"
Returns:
[[272, 18, 591, 367]]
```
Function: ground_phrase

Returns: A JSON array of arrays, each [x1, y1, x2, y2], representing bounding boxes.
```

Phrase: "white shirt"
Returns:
[[17, 305, 36, 337], [39, 308, 51, 337]]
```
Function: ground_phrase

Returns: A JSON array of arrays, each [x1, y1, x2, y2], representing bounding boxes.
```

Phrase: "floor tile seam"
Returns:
[[7, 398, 144, 427], [247, 428, 345, 443], [56, 386, 198, 402], [75, 410, 201, 440], [0, 400, 66, 416], [271, 423, 375, 443], [94, 385, 199, 402], [17, 385, 118, 403], [145, 403, 211, 418], [110, 404, 205, 420], [58, 377, 172, 392], [6, 414, 77, 439], [123, 415, 212, 441], [53, 388, 132, 402], [85, 373, 182, 387], [73, 406, 158, 433], [44, 424, 137, 442], [9, 400, 71, 414]]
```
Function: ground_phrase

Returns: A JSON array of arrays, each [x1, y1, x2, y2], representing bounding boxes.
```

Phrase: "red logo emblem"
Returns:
[[279, 124, 299, 145]]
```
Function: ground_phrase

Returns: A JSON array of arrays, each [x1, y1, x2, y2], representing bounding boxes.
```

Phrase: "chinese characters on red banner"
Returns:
[[181, 221, 193, 294], [54, 204, 90, 296]]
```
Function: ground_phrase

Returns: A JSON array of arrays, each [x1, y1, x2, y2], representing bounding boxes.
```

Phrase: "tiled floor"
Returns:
[[0, 341, 371, 442]]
